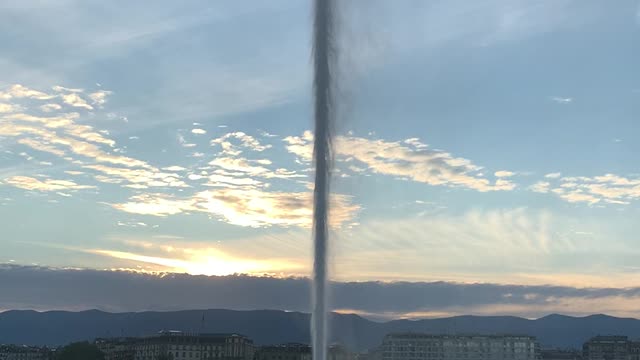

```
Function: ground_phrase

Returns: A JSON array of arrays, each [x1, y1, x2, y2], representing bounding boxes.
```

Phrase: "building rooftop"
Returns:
[[585, 335, 629, 343], [384, 333, 536, 340]]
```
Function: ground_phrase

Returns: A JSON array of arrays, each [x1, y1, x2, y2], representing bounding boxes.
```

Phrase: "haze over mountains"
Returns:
[[1, 309, 639, 351]]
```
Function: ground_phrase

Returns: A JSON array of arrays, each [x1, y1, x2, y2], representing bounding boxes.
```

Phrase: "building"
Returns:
[[358, 346, 383, 360], [255, 343, 311, 360], [381, 333, 539, 360], [95, 338, 137, 360], [0, 345, 51, 360], [329, 344, 356, 360], [540, 349, 582, 360], [134, 331, 253, 360], [628, 341, 640, 360], [583, 336, 628, 360]]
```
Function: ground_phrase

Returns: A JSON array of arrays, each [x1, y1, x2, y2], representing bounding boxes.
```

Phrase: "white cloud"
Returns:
[[0, 84, 55, 100], [0, 84, 199, 193], [39, 103, 62, 113], [110, 193, 195, 217], [162, 166, 186, 172], [529, 181, 550, 194], [0, 103, 19, 113], [109, 188, 359, 228], [53, 86, 83, 93], [191, 128, 207, 135], [494, 170, 515, 178], [188, 174, 205, 181], [61, 93, 93, 110], [0, 92, 156, 171], [3, 176, 94, 192], [211, 131, 272, 156], [177, 133, 196, 148], [539, 173, 640, 205], [85, 164, 189, 188], [284, 132, 516, 192], [551, 96, 572, 104], [88, 90, 112, 107], [16, 138, 65, 157], [545, 172, 562, 179]]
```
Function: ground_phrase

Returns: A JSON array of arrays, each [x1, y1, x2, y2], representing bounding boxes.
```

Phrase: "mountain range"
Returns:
[[1, 309, 639, 351]]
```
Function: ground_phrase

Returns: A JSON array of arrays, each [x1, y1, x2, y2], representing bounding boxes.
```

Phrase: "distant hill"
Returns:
[[1, 309, 640, 351]]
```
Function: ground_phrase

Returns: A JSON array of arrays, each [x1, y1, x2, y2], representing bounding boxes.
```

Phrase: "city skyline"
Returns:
[[2, 0, 640, 318]]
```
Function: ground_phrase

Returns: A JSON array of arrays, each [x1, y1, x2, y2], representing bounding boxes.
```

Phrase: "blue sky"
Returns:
[[2, 0, 640, 310]]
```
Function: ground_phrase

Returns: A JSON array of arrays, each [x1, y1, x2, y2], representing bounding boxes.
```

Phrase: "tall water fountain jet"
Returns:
[[311, 0, 335, 360]]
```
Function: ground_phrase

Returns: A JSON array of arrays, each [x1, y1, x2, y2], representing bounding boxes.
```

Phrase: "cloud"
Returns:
[[162, 166, 186, 172], [284, 132, 516, 192], [0, 84, 55, 100], [16, 138, 66, 157], [551, 97, 572, 104], [0, 103, 19, 113], [109, 189, 359, 228], [530, 181, 550, 193], [4, 264, 640, 320], [541, 174, 640, 205], [84, 164, 189, 188], [0, 84, 195, 192], [545, 172, 562, 179], [39, 103, 62, 113], [494, 171, 515, 178], [191, 128, 207, 135], [177, 133, 196, 148], [109, 193, 195, 216], [52, 86, 84, 93], [87, 90, 112, 107], [90, 244, 298, 277], [0, 86, 150, 171], [94, 207, 609, 287], [3, 176, 94, 192], [60, 93, 93, 110], [211, 131, 272, 156]]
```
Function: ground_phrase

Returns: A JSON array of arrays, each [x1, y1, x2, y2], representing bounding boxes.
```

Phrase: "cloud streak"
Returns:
[[284, 131, 516, 192], [3, 176, 95, 192]]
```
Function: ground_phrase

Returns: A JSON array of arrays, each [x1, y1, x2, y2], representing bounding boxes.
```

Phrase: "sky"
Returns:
[[1, 0, 640, 318]]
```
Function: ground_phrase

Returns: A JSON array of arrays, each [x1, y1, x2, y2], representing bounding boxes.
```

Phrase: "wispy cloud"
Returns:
[[284, 131, 516, 192], [0, 103, 20, 113], [0, 84, 196, 193], [211, 131, 272, 156], [3, 176, 94, 192], [60, 93, 93, 110], [109, 189, 358, 228], [495, 170, 515, 178], [551, 96, 572, 104], [0, 84, 55, 100], [529, 181, 550, 193], [541, 174, 640, 205]]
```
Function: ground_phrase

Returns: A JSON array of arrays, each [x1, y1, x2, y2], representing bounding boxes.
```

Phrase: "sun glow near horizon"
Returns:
[[91, 248, 305, 277]]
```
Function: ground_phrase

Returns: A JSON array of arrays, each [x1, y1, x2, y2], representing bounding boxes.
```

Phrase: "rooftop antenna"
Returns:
[[200, 312, 205, 334]]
